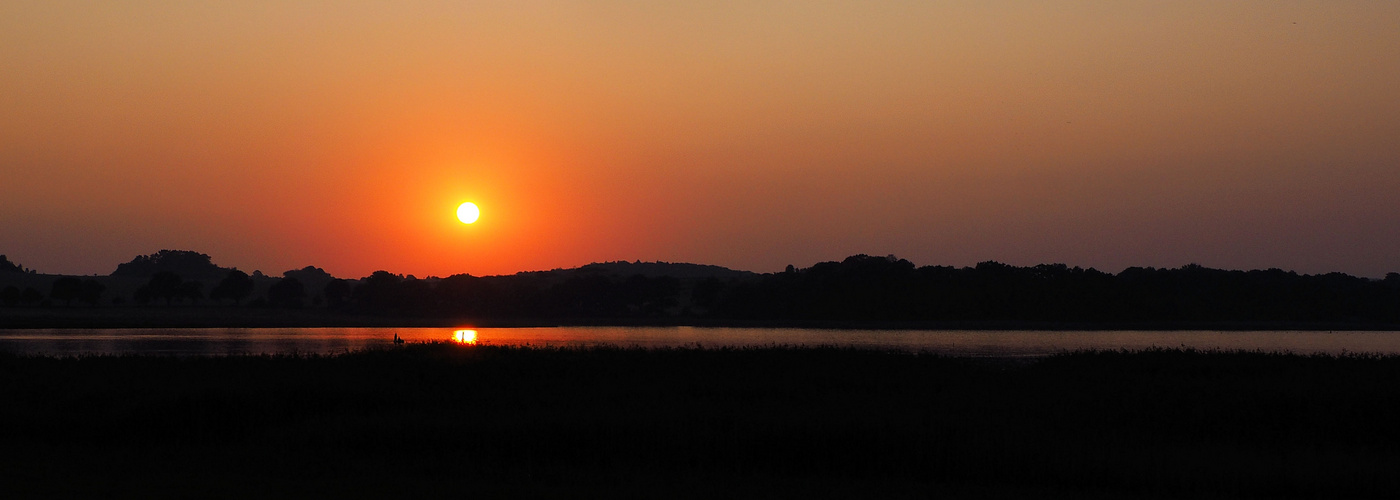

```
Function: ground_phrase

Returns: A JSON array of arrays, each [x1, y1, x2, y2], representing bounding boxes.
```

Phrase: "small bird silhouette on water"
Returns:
[[393, 332, 405, 344]]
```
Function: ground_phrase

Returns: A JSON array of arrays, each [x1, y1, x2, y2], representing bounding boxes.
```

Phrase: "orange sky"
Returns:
[[3, 1, 1399, 278]]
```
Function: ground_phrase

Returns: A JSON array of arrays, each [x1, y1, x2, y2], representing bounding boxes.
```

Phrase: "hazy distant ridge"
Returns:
[[514, 260, 755, 280]]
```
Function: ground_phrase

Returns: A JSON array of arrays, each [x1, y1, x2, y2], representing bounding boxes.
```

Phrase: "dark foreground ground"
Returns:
[[4, 345, 1400, 499]]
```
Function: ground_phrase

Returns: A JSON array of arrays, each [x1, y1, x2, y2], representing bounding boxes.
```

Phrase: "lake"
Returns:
[[3, 326, 1400, 357]]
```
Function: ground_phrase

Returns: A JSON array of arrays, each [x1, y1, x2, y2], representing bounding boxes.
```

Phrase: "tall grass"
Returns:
[[3, 345, 1400, 498]]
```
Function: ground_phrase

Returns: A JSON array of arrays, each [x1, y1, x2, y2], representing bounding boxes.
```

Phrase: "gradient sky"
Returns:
[[3, 1, 1399, 278]]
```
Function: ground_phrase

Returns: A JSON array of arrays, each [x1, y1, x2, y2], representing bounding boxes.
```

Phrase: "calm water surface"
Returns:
[[3, 327, 1400, 357]]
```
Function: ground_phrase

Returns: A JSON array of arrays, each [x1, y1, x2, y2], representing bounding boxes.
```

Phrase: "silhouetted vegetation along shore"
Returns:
[[5, 345, 1400, 498], [0, 254, 33, 274], [3, 250, 1400, 328]]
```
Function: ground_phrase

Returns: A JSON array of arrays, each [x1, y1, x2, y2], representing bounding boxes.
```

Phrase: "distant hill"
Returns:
[[573, 261, 755, 280], [498, 260, 755, 287]]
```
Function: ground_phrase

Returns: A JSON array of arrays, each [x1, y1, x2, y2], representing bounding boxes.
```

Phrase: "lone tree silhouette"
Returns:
[[49, 277, 83, 306], [210, 270, 255, 306]]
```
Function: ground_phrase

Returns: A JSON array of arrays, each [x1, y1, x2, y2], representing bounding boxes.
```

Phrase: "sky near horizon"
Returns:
[[3, 1, 1399, 278]]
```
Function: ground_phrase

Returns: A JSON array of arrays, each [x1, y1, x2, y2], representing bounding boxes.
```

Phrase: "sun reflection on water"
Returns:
[[453, 329, 478, 344]]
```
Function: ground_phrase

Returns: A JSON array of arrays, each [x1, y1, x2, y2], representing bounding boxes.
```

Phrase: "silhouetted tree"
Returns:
[[620, 274, 680, 315], [435, 274, 492, 315], [136, 272, 186, 305], [1, 285, 19, 306], [352, 271, 405, 311], [691, 277, 725, 311], [133, 287, 152, 305], [49, 277, 84, 306], [20, 287, 43, 306], [112, 250, 226, 281], [267, 276, 306, 308], [210, 270, 255, 306], [323, 279, 352, 308], [79, 279, 105, 306], [546, 274, 625, 317], [283, 266, 333, 304], [179, 281, 204, 304], [753, 257, 1351, 322], [50, 250, 1398, 324], [0, 255, 26, 273], [398, 276, 434, 312]]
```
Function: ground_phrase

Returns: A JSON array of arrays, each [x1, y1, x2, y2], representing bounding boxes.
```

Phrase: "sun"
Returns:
[[456, 202, 480, 224]]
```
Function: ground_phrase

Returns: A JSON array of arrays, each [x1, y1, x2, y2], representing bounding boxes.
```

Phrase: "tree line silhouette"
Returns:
[[705, 256, 1400, 324], [0, 255, 32, 274], [1, 255, 53, 307], [318, 255, 1400, 325], [4, 251, 1399, 325]]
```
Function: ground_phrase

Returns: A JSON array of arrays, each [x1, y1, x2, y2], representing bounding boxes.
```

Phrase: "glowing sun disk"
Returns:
[[457, 202, 480, 224]]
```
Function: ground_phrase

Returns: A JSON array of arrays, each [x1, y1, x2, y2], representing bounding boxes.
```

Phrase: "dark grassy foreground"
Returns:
[[5, 346, 1400, 499]]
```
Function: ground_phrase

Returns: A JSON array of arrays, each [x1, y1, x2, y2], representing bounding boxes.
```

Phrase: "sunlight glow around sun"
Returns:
[[456, 202, 480, 224], [453, 329, 478, 344]]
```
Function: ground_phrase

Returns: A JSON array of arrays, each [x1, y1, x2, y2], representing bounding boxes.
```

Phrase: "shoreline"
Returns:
[[4, 306, 1400, 331]]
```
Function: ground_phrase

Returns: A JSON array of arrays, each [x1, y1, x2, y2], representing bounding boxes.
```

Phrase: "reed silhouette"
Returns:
[[5, 345, 1400, 498]]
